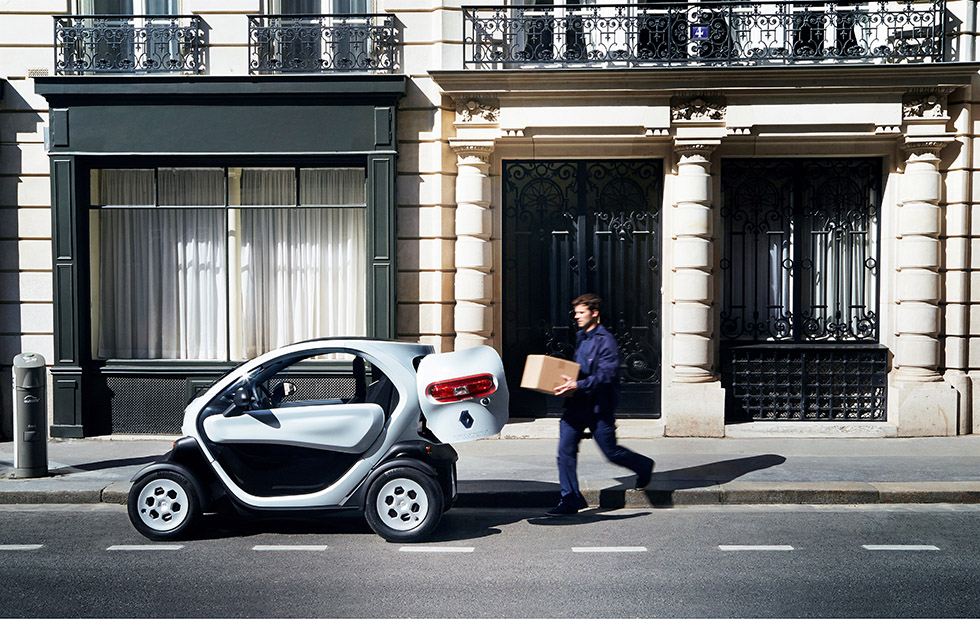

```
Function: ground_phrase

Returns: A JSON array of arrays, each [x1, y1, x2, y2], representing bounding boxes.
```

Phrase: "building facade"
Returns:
[[2, 0, 980, 438]]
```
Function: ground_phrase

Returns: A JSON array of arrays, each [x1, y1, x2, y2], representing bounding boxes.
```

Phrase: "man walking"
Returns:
[[548, 293, 654, 516]]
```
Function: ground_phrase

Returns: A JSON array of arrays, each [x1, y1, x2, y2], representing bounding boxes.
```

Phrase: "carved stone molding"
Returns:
[[901, 137, 953, 156], [449, 139, 495, 163], [903, 93, 947, 119], [453, 96, 500, 123], [671, 97, 726, 122]]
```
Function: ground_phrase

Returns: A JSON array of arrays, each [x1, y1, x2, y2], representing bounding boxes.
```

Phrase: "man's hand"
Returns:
[[554, 374, 578, 397]]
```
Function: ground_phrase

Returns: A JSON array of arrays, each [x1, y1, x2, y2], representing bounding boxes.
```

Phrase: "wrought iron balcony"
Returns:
[[54, 15, 205, 74], [248, 14, 397, 73], [463, 0, 945, 69]]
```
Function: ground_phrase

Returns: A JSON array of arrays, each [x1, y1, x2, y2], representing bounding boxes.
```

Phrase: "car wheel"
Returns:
[[365, 467, 444, 543], [128, 470, 201, 541]]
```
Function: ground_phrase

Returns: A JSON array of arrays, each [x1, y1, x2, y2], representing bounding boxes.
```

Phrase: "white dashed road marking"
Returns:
[[399, 546, 475, 553], [719, 545, 795, 551], [572, 547, 648, 553], [862, 545, 940, 551], [0, 544, 43, 551], [252, 545, 328, 551], [106, 545, 184, 551]]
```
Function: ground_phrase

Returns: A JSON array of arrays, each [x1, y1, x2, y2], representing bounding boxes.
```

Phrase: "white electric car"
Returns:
[[127, 339, 509, 542]]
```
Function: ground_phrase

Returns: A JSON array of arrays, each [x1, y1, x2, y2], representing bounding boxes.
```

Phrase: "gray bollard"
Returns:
[[12, 353, 47, 478]]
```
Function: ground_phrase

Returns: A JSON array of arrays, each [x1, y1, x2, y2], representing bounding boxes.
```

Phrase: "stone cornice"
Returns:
[[430, 64, 979, 99], [449, 139, 495, 161]]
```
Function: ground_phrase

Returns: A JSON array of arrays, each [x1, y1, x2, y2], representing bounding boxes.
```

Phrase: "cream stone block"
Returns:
[[672, 238, 711, 268], [391, 10, 434, 43], [397, 238, 454, 271], [398, 140, 455, 175], [895, 237, 940, 269], [945, 305, 968, 336], [971, 272, 980, 303], [18, 303, 53, 334], [895, 302, 940, 335], [455, 173, 491, 207], [727, 101, 899, 129], [0, 0, 70, 11], [197, 14, 249, 46], [672, 204, 712, 237], [0, 241, 15, 268], [1, 111, 46, 144], [2, 81, 49, 113], [896, 270, 940, 301], [455, 300, 492, 334], [455, 236, 491, 270], [397, 109, 440, 142], [969, 305, 980, 335], [402, 42, 437, 74], [663, 382, 725, 437], [0, 178, 50, 208], [0, 143, 48, 175], [397, 173, 455, 207], [970, 339, 980, 369], [898, 203, 941, 236], [399, 75, 442, 110], [891, 381, 958, 437], [185, 0, 260, 11], [0, 16, 51, 47], [896, 334, 940, 369], [396, 271, 454, 303], [671, 333, 712, 367], [455, 203, 490, 237], [674, 172, 711, 204], [205, 46, 249, 76], [946, 271, 969, 304], [418, 303, 455, 334], [945, 338, 968, 368], [0, 48, 52, 78], [945, 237, 969, 270], [16, 240, 51, 270], [945, 171, 971, 207], [418, 335, 454, 354], [672, 270, 712, 302], [671, 303, 712, 334], [455, 332, 489, 350], [12, 334, 54, 365], [901, 168, 942, 204], [455, 269, 489, 302]]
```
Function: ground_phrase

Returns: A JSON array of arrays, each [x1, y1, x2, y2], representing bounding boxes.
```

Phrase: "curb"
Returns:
[[4, 482, 980, 507]]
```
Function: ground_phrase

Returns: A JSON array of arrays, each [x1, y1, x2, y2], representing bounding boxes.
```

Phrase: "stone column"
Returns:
[[449, 140, 494, 350], [893, 135, 958, 435], [663, 141, 725, 437]]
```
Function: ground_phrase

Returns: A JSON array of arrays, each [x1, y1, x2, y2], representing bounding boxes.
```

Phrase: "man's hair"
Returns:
[[572, 293, 601, 314]]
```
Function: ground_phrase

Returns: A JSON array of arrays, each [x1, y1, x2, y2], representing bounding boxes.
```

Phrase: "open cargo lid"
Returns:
[[416, 346, 510, 443]]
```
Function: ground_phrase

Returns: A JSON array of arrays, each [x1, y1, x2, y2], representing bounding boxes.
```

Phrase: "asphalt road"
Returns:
[[1, 504, 978, 618]]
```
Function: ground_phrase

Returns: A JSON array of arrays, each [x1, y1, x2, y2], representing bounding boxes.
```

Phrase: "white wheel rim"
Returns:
[[136, 479, 189, 532], [375, 478, 430, 532]]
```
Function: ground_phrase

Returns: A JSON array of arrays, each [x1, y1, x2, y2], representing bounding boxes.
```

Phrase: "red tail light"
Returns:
[[426, 373, 497, 403]]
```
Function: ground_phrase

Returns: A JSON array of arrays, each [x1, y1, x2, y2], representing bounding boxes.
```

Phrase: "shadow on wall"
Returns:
[[0, 78, 46, 440]]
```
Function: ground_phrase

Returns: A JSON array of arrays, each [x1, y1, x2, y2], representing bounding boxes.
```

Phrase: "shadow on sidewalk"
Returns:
[[630, 453, 787, 507], [49, 456, 161, 476]]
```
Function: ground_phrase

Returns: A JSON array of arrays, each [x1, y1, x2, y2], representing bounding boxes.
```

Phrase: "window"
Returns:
[[89, 166, 368, 361], [720, 158, 881, 343], [267, 0, 371, 70]]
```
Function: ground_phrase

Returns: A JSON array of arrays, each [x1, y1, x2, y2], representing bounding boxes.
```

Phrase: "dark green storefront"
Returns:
[[35, 75, 405, 437]]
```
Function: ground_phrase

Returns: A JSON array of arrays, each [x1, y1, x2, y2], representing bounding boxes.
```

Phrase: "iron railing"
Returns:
[[54, 15, 205, 74], [463, 0, 945, 68], [248, 14, 397, 73]]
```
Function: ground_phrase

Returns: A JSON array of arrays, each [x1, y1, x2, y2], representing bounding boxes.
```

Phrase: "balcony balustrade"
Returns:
[[55, 15, 205, 74], [248, 14, 397, 73], [463, 0, 945, 68]]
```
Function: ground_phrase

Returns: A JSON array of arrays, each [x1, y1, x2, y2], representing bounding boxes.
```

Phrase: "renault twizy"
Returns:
[[127, 339, 509, 542]]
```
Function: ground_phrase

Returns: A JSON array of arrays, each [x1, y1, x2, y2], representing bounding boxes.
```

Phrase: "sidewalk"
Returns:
[[2, 433, 980, 508]]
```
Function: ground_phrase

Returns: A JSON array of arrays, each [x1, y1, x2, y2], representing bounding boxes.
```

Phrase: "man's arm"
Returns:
[[571, 335, 618, 395]]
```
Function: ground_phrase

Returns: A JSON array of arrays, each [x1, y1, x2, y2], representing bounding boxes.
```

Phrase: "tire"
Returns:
[[364, 467, 444, 542], [128, 470, 201, 541]]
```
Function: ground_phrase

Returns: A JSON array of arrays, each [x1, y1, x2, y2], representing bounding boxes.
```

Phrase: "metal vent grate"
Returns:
[[270, 376, 356, 402], [107, 376, 185, 434], [725, 346, 887, 421]]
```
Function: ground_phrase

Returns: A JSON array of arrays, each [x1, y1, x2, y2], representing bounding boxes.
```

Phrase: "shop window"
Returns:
[[89, 166, 368, 361]]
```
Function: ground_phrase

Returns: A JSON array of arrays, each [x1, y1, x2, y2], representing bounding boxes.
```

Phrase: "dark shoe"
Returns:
[[546, 501, 579, 516], [636, 460, 654, 489], [576, 494, 589, 510]]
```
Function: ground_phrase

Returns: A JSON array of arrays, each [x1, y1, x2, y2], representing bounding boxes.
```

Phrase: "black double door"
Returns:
[[502, 160, 663, 418]]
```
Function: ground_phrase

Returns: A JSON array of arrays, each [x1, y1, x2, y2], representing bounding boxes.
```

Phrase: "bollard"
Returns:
[[12, 352, 47, 478]]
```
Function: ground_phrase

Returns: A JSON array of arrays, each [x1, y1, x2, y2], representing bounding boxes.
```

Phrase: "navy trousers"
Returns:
[[557, 415, 653, 501]]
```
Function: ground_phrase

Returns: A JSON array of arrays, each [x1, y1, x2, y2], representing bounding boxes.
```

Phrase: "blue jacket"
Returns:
[[564, 324, 620, 419]]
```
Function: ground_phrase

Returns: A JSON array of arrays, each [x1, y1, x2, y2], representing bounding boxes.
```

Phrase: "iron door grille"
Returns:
[[719, 158, 885, 422], [502, 160, 663, 418]]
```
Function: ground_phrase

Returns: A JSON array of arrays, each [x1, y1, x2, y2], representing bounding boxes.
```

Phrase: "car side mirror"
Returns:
[[233, 386, 251, 409]]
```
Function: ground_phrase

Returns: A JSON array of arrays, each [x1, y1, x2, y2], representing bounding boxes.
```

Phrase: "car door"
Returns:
[[416, 345, 510, 442]]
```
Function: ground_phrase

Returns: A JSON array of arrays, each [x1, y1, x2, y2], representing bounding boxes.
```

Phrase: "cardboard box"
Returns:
[[520, 355, 580, 395]]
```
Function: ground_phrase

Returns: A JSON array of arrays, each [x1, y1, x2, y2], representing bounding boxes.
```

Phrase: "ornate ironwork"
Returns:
[[248, 14, 396, 73], [503, 160, 662, 417], [463, 0, 945, 68], [54, 15, 205, 74], [720, 158, 881, 344], [724, 344, 887, 421]]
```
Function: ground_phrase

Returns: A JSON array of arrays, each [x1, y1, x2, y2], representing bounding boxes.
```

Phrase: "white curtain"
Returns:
[[301, 168, 365, 205], [97, 209, 227, 359], [242, 168, 295, 205], [239, 207, 366, 358]]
